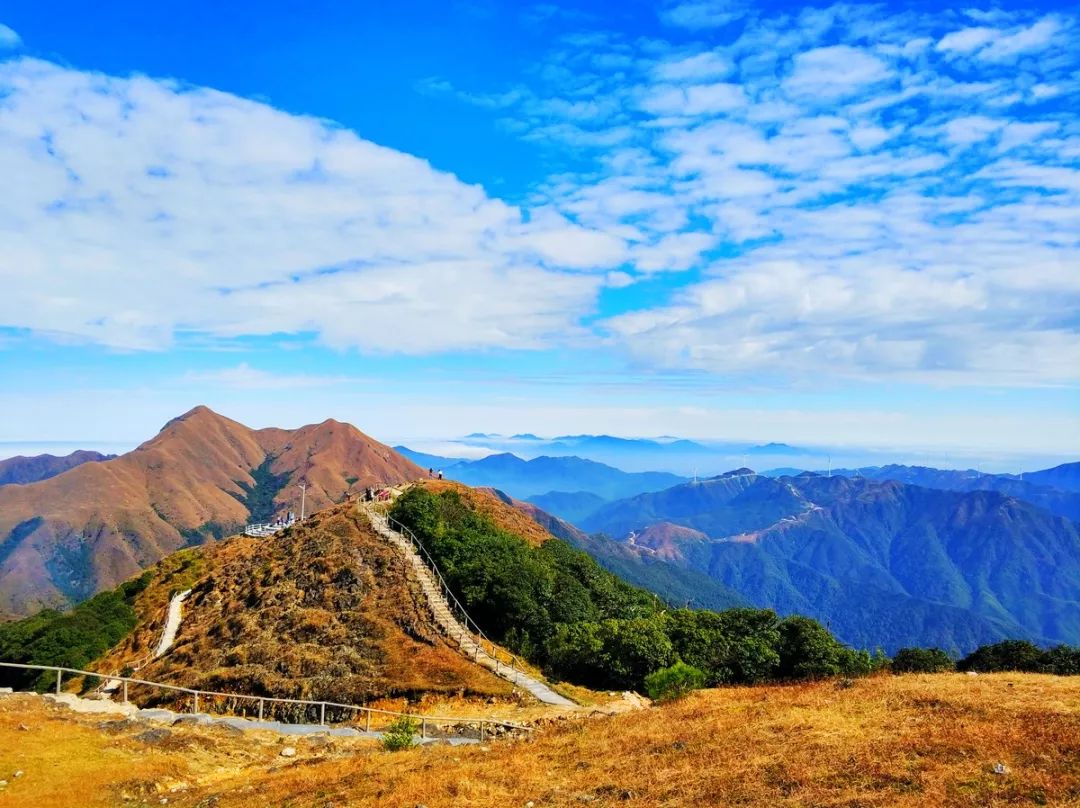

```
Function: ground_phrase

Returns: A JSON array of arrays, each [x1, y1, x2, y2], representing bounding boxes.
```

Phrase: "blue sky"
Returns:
[[0, 0, 1077, 466]]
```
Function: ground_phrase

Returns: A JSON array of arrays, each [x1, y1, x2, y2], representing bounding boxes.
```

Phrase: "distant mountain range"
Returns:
[[1016, 462, 1080, 493], [0, 450, 116, 485], [394, 447, 686, 504], [0, 406, 422, 616], [581, 472, 1080, 655], [394, 446, 466, 469], [824, 464, 1080, 521], [404, 433, 837, 475]]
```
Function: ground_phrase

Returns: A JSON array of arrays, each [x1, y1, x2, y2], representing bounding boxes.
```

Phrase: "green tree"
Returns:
[[547, 617, 674, 690], [665, 607, 782, 685], [1038, 645, 1080, 675], [892, 647, 954, 674], [959, 640, 1044, 673], [777, 615, 851, 679]]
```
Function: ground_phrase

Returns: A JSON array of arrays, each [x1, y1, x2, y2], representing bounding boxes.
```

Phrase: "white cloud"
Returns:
[[783, 45, 893, 100], [943, 115, 1002, 145], [659, 1, 747, 30], [0, 24, 19, 49], [980, 17, 1060, 61], [653, 51, 732, 82], [639, 82, 746, 115], [0, 58, 625, 352], [631, 231, 717, 272], [936, 26, 997, 53]]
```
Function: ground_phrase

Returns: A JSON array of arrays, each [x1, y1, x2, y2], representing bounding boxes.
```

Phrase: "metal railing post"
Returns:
[[123, 681, 128, 704], [0, 662, 531, 740], [421, 718, 427, 739], [480, 721, 486, 742], [320, 702, 326, 726]]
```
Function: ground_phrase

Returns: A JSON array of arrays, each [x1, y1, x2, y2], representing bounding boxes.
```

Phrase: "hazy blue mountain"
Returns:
[[1025, 462, 1080, 493], [525, 490, 608, 523], [747, 442, 817, 456], [448, 432, 831, 475], [0, 450, 115, 486], [489, 489, 748, 613], [393, 446, 466, 470], [828, 464, 1080, 520], [581, 469, 789, 540], [446, 453, 686, 500], [584, 473, 1080, 654]]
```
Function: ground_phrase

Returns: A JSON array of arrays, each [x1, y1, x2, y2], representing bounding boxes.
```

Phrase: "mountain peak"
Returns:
[[160, 404, 227, 432]]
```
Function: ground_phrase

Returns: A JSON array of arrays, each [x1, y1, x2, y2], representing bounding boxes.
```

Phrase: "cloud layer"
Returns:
[[432, 3, 1080, 386], [0, 58, 623, 352], [2, 2, 1079, 391]]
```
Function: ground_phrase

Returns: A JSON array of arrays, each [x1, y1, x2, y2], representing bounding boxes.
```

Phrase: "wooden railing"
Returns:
[[0, 662, 530, 741]]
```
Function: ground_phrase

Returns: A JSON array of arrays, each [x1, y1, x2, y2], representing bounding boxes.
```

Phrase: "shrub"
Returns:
[[666, 607, 780, 685], [959, 640, 1044, 673], [892, 647, 954, 674], [546, 617, 675, 690], [1039, 645, 1080, 675], [645, 660, 706, 702], [776, 616, 851, 679], [381, 716, 419, 751]]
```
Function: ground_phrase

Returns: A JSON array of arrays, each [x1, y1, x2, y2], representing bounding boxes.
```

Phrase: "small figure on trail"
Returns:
[[437, 469, 444, 480], [428, 467, 434, 478]]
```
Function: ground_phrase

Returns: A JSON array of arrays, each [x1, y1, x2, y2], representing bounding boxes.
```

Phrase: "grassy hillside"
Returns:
[[91, 502, 512, 706], [2, 674, 1078, 807]]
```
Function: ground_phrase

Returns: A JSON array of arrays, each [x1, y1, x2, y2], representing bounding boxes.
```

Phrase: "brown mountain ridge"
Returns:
[[0, 406, 423, 617], [0, 449, 116, 486]]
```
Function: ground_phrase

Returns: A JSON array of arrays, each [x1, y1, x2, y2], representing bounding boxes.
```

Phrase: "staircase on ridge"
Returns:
[[365, 507, 575, 707]]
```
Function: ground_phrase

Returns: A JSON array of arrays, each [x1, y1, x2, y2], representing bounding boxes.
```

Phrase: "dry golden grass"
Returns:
[[3, 673, 1077, 808], [0, 692, 379, 808], [95, 503, 516, 709], [204, 673, 1080, 808]]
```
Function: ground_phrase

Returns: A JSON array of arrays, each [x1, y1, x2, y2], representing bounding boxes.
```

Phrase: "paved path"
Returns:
[[365, 508, 575, 707], [100, 588, 192, 695], [37, 694, 481, 744], [154, 589, 192, 658]]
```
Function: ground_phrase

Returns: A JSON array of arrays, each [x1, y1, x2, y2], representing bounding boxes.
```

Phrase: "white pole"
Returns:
[[299, 483, 307, 521]]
